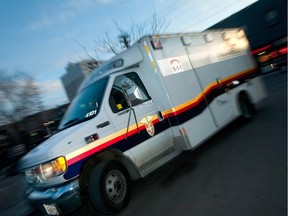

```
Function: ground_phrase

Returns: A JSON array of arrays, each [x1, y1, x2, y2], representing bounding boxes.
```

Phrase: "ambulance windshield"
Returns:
[[58, 77, 108, 131]]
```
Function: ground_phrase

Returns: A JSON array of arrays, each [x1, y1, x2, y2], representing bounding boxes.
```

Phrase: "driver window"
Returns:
[[109, 72, 151, 113]]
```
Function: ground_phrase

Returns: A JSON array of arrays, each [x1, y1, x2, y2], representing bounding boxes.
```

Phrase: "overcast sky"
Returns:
[[0, 0, 258, 109]]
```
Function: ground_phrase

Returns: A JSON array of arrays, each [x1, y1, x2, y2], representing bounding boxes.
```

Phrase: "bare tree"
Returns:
[[0, 70, 44, 129], [77, 12, 170, 60], [108, 12, 170, 55]]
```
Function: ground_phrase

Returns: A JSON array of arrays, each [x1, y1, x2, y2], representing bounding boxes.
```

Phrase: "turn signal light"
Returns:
[[85, 133, 99, 144]]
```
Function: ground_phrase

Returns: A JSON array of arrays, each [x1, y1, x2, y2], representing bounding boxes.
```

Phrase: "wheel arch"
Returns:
[[236, 89, 257, 119], [236, 90, 254, 112], [79, 149, 141, 189]]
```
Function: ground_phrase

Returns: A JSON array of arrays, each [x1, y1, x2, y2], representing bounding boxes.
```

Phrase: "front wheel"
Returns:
[[89, 161, 131, 214]]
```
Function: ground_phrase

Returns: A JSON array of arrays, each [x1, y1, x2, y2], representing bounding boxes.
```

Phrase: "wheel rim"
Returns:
[[105, 169, 127, 204]]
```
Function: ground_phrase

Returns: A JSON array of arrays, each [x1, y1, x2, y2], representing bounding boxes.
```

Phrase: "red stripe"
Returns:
[[67, 122, 155, 165], [67, 68, 257, 166], [167, 68, 257, 118]]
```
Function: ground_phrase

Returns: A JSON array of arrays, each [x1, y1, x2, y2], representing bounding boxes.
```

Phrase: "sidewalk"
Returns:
[[0, 174, 33, 216]]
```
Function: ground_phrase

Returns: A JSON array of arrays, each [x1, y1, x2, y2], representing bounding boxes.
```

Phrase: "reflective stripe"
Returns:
[[66, 67, 257, 167], [143, 41, 158, 73]]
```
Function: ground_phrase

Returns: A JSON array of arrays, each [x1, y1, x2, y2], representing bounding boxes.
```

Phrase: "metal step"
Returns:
[[139, 148, 182, 177]]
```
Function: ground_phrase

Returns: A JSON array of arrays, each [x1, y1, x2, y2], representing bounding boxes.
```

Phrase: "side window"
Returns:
[[109, 72, 151, 113]]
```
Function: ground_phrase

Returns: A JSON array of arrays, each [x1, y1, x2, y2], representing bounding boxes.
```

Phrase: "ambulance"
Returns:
[[19, 29, 266, 215]]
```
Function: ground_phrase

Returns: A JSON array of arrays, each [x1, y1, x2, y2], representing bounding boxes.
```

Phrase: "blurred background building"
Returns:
[[61, 59, 101, 101], [0, 104, 69, 169], [1, 59, 102, 170], [208, 0, 287, 72]]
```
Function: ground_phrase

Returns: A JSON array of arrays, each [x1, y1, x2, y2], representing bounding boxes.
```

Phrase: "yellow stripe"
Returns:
[[221, 67, 254, 83], [67, 67, 255, 161], [66, 132, 119, 160], [66, 114, 159, 161], [151, 61, 156, 70], [144, 41, 157, 73], [144, 44, 150, 54], [162, 67, 256, 115]]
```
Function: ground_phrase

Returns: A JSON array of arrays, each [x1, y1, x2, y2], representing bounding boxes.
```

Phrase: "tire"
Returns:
[[89, 161, 131, 214], [239, 93, 255, 120]]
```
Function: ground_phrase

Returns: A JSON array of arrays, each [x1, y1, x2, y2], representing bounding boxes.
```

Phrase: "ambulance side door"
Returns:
[[185, 43, 234, 127], [106, 71, 174, 170]]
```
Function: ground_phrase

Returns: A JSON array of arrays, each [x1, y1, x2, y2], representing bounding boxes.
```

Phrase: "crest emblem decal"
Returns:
[[139, 116, 155, 137]]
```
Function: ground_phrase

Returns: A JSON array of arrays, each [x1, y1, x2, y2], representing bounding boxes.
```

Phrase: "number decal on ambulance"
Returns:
[[85, 110, 97, 118]]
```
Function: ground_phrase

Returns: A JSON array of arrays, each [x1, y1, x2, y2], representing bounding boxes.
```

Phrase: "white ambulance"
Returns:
[[19, 29, 266, 215]]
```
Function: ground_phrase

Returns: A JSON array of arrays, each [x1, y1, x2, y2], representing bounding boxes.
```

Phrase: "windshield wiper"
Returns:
[[62, 118, 80, 127], [58, 116, 94, 132]]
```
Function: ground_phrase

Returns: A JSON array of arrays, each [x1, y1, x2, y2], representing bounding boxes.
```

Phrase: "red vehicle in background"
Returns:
[[252, 36, 287, 73]]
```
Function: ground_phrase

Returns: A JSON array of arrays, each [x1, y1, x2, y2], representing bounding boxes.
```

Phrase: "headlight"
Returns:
[[25, 156, 67, 183]]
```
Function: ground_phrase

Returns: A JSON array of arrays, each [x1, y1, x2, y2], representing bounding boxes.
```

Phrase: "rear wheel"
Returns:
[[89, 161, 131, 214], [239, 93, 255, 120]]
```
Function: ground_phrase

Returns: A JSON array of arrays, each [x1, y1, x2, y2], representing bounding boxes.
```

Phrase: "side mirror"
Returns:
[[121, 79, 144, 105], [121, 79, 133, 91]]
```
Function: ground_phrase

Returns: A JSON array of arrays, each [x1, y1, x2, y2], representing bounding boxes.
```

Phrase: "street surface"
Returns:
[[0, 70, 286, 216]]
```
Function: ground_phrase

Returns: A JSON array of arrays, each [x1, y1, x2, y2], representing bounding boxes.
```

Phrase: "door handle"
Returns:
[[97, 121, 110, 129], [157, 111, 164, 121]]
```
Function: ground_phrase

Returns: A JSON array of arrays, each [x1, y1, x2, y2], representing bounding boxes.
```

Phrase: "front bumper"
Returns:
[[28, 179, 81, 215]]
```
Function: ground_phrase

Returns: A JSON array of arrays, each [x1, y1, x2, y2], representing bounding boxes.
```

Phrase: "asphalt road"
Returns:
[[70, 70, 287, 216]]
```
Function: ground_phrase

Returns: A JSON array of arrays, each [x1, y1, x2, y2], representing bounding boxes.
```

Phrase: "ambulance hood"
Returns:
[[18, 120, 92, 170]]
